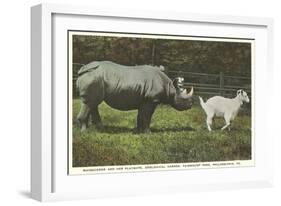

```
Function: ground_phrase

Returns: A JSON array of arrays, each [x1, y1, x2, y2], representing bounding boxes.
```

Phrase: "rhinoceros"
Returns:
[[76, 61, 194, 133]]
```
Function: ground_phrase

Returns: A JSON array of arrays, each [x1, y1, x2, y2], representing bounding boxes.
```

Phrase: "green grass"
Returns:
[[72, 99, 251, 167]]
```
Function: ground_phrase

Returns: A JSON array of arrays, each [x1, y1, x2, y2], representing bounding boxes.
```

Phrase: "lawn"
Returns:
[[72, 99, 252, 167]]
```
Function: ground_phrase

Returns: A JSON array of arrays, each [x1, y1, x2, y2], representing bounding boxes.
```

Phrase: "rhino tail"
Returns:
[[77, 64, 100, 76]]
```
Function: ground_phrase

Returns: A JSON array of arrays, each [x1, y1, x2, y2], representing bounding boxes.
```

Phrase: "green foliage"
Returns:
[[72, 35, 252, 103], [72, 35, 251, 77], [72, 99, 251, 167]]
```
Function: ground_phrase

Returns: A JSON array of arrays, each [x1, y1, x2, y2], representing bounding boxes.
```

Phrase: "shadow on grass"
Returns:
[[96, 125, 133, 134], [151, 126, 195, 133], [94, 125, 196, 134], [206, 126, 251, 132]]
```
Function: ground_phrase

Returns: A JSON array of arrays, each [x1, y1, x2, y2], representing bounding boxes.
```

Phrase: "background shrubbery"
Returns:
[[73, 35, 251, 77]]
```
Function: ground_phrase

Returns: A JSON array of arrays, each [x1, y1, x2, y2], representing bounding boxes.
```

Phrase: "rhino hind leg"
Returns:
[[77, 102, 91, 132], [78, 80, 104, 131], [90, 106, 103, 129], [137, 103, 157, 133]]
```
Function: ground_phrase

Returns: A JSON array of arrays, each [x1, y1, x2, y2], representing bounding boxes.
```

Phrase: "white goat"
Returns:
[[199, 89, 250, 131]]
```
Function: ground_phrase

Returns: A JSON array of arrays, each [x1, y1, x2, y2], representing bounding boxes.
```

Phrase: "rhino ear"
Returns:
[[173, 77, 184, 89], [172, 78, 179, 89], [186, 86, 194, 97]]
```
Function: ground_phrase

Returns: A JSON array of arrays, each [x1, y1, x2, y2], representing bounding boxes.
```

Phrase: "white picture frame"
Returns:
[[31, 3, 274, 202]]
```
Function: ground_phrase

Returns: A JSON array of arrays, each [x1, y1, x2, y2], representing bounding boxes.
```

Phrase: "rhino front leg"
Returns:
[[91, 106, 103, 129], [77, 102, 91, 132], [137, 103, 157, 133], [136, 112, 144, 133]]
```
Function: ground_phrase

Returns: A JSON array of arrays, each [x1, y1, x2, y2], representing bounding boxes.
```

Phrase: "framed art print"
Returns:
[[31, 3, 274, 201], [68, 31, 254, 175]]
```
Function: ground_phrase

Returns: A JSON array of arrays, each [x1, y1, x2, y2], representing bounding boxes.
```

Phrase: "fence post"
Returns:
[[219, 72, 224, 96]]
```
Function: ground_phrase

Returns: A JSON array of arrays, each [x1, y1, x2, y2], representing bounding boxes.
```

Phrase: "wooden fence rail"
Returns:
[[167, 70, 251, 98]]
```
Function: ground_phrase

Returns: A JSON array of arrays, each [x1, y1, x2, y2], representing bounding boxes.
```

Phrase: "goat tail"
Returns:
[[199, 96, 207, 113]]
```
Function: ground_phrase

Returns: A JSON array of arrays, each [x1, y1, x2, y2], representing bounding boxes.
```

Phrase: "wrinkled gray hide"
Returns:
[[76, 61, 193, 133]]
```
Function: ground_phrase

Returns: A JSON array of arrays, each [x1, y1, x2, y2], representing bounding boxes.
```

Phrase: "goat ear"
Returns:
[[237, 89, 242, 95]]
